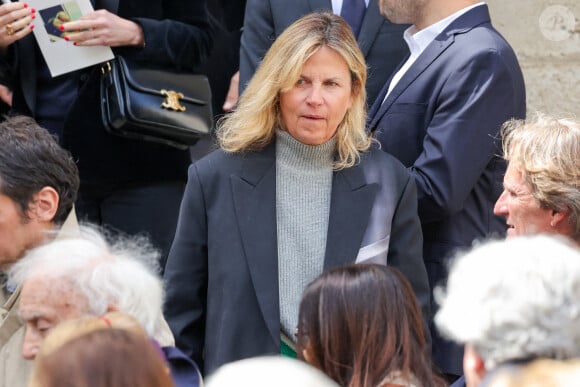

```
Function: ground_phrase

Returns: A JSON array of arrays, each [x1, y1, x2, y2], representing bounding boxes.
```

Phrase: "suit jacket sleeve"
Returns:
[[239, 0, 274, 93], [0, 48, 14, 88], [411, 49, 524, 223], [387, 171, 431, 344], [119, 0, 212, 69], [163, 164, 208, 368]]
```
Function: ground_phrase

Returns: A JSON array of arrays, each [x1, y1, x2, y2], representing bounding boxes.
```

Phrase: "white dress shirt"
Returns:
[[384, 2, 485, 101]]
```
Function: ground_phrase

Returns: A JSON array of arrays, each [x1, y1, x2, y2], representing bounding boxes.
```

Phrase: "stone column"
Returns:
[[487, 0, 579, 116]]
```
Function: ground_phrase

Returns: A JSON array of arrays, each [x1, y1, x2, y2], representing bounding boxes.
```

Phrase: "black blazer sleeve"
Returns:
[[387, 171, 431, 345], [412, 48, 524, 222], [239, 0, 274, 92], [119, 0, 212, 69], [164, 164, 209, 368]]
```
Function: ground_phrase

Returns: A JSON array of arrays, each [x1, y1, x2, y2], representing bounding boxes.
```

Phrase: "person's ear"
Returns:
[[464, 344, 486, 387], [29, 187, 59, 223], [301, 340, 320, 367], [302, 347, 313, 364], [550, 209, 569, 229]]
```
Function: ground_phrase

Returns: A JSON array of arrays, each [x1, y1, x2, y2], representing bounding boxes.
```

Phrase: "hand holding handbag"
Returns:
[[97, 0, 212, 149], [100, 56, 213, 150]]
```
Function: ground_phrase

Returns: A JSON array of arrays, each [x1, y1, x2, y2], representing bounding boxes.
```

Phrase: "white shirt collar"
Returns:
[[403, 2, 485, 58]]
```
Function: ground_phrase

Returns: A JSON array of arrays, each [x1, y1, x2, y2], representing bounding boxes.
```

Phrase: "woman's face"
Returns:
[[279, 46, 354, 145]]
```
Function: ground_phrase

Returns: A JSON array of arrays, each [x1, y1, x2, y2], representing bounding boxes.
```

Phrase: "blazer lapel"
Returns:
[[368, 36, 453, 131], [366, 56, 406, 124], [324, 161, 377, 268], [356, 0, 384, 57], [368, 5, 491, 131], [230, 144, 280, 344]]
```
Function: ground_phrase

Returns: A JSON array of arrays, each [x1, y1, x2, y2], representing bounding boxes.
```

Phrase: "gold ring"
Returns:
[[5, 24, 14, 36]]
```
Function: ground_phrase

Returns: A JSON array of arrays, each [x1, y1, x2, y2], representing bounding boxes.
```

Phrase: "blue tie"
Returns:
[[341, 0, 366, 37]]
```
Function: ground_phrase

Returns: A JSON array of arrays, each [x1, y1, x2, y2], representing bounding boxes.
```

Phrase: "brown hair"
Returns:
[[33, 312, 149, 360], [297, 264, 443, 387], [29, 314, 173, 387], [0, 115, 78, 225]]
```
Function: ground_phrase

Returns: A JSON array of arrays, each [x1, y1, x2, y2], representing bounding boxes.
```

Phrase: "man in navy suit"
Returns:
[[239, 0, 409, 107], [368, 0, 526, 378]]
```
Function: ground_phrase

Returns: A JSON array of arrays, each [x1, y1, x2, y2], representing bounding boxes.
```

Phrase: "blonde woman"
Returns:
[[164, 11, 429, 375]]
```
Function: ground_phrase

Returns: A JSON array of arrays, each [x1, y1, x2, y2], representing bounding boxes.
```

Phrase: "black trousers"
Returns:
[[76, 180, 185, 273]]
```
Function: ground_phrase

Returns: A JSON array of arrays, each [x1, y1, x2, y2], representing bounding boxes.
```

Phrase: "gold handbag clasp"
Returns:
[[101, 61, 112, 74], [160, 90, 186, 112]]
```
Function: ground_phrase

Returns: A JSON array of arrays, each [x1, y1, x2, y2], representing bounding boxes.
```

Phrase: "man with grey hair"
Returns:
[[8, 227, 200, 387], [435, 235, 580, 387], [494, 113, 580, 244]]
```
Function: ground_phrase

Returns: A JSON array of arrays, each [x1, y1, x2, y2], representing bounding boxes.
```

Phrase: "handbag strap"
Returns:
[[96, 0, 119, 14]]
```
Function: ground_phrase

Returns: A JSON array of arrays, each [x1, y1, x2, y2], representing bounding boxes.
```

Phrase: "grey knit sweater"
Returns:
[[275, 130, 336, 340]]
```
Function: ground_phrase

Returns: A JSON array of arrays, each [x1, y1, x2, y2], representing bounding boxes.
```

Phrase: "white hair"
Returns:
[[435, 235, 580, 369], [205, 357, 339, 387], [8, 226, 165, 340]]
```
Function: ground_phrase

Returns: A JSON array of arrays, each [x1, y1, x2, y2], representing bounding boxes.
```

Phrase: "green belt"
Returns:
[[280, 333, 297, 358]]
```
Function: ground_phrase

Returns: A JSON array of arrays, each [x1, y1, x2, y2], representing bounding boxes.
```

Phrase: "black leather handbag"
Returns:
[[100, 56, 213, 149]]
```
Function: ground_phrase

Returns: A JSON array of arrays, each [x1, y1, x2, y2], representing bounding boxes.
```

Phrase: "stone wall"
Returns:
[[487, 0, 579, 117]]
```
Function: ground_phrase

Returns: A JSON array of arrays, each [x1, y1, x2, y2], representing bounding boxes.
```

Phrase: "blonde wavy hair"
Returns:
[[501, 113, 580, 240], [217, 11, 370, 170]]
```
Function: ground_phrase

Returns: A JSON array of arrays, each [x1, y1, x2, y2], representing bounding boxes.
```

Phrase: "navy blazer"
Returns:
[[239, 0, 408, 106], [450, 376, 466, 387], [367, 5, 526, 375], [163, 142, 430, 375], [162, 346, 203, 387]]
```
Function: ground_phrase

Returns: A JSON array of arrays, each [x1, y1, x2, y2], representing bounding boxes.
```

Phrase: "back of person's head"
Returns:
[[29, 328, 174, 387], [36, 312, 149, 360], [501, 113, 580, 241], [0, 115, 79, 225], [9, 226, 166, 339], [435, 235, 580, 371], [481, 359, 580, 387], [205, 356, 339, 387], [297, 264, 440, 387]]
